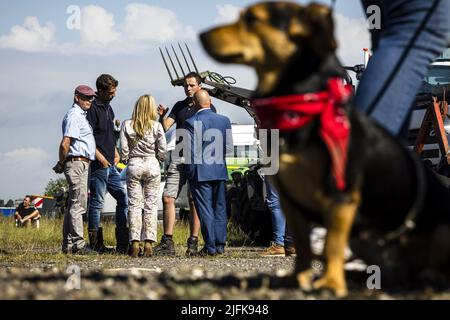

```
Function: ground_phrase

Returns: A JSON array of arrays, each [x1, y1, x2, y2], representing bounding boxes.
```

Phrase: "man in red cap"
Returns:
[[52, 84, 97, 255]]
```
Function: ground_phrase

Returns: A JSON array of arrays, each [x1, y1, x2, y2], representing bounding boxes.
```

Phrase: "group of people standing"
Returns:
[[153, 72, 232, 257], [53, 72, 232, 257], [52, 75, 126, 255]]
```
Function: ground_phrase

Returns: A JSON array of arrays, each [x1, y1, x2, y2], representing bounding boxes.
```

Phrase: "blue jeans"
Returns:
[[266, 179, 292, 246], [355, 0, 450, 136], [88, 163, 128, 230], [190, 179, 227, 254]]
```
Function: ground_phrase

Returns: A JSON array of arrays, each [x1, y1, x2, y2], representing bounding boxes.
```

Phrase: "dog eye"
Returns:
[[244, 12, 259, 25]]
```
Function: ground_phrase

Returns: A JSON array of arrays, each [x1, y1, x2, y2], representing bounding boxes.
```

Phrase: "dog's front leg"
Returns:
[[293, 216, 315, 292], [314, 191, 361, 298]]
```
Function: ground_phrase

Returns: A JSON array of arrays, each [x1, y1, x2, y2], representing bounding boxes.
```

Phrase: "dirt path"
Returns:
[[1, 247, 449, 300]]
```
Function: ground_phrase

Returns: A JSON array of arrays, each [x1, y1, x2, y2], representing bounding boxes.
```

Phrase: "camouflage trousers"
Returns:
[[126, 157, 161, 242]]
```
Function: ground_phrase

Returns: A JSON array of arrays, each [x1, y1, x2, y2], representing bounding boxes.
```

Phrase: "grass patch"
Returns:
[[0, 216, 253, 263], [0, 217, 198, 249], [0, 217, 61, 251], [226, 222, 255, 247]]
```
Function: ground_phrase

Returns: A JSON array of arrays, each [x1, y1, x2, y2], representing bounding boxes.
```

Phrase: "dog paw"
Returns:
[[313, 276, 348, 298], [296, 269, 315, 292]]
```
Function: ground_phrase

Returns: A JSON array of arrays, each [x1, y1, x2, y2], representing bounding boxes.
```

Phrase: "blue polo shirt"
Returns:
[[62, 103, 96, 160]]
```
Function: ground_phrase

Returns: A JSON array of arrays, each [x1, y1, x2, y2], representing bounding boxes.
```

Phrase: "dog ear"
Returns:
[[304, 3, 337, 56], [288, 11, 309, 40]]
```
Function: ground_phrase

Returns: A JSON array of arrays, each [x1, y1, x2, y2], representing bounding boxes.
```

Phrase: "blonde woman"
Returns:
[[120, 95, 167, 257]]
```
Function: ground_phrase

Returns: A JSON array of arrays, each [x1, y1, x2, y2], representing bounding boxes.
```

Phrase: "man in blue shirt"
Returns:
[[53, 85, 97, 255]]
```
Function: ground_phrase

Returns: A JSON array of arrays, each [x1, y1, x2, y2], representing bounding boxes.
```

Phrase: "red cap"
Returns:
[[75, 85, 95, 97]]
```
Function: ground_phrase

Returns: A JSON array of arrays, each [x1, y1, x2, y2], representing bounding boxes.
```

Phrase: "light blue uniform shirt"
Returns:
[[62, 103, 96, 160]]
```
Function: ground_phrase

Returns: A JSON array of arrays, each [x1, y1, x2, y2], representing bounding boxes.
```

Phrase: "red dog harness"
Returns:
[[252, 78, 352, 191]]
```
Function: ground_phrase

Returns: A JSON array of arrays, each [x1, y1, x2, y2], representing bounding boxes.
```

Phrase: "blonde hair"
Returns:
[[131, 95, 158, 139]]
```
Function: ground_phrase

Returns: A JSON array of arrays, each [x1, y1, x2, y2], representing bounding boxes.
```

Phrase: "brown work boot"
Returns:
[[129, 241, 140, 258], [285, 245, 297, 257], [260, 241, 285, 257], [143, 240, 153, 257]]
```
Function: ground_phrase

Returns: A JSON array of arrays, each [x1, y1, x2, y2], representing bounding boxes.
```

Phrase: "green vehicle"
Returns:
[[226, 155, 256, 181], [225, 124, 259, 181], [224, 125, 272, 245]]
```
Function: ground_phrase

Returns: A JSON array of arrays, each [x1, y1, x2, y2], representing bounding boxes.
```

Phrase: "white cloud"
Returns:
[[80, 5, 120, 46], [0, 148, 56, 199], [124, 3, 195, 42], [334, 13, 371, 66], [0, 4, 196, 55], [214, 4, 242, 25], [0, 16, 56, 52]]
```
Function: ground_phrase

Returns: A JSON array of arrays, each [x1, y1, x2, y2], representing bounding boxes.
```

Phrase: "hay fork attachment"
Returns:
[[159, 43, 257, 120]]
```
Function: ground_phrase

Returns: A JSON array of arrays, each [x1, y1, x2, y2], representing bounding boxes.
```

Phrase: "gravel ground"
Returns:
[[1, 247, 449, 300]]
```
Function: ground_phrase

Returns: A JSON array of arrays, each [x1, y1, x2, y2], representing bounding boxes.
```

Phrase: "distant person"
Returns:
[[185, 90, 233, 256], [52, 85, 97, 254], [355, 0, 450, 137], [155, 72, 217, 256], [14, 196, 41, 228], [86, 74, 129, 254], [120, 95, 167, 257], [260, 179, 295, 257]]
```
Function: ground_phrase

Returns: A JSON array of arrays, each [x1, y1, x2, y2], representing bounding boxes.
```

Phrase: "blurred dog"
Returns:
[[201, 1, 450, 297]]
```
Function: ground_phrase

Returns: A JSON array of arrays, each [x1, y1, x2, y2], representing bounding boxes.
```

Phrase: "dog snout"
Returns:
[[199, 28, 221, 56], [200, 26, 247, 63]]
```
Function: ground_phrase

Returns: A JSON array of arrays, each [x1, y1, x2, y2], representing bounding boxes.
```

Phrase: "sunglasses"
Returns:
[[78, 94, 95, 102]]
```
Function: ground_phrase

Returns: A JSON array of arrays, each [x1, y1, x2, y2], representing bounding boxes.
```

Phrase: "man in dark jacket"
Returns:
[[86, 74, 128, 254]]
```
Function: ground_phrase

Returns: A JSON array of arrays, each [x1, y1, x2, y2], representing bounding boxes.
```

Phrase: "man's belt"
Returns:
[[66, 156, 91, 164]]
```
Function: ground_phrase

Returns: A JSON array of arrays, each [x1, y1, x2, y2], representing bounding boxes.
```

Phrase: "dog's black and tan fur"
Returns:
[[201, 2, 450, 296]]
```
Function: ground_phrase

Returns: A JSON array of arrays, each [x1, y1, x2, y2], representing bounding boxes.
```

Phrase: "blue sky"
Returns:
[[0, 1, 370, 200]]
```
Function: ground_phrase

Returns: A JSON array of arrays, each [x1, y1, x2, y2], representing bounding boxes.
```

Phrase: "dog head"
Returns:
[[200, 1, 337, 96]]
